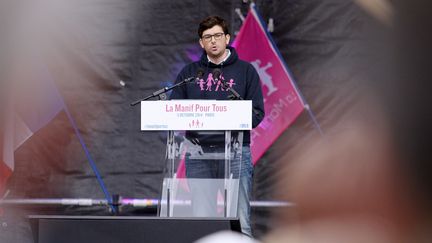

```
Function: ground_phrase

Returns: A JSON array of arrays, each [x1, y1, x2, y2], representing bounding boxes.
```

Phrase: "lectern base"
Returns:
[[29, 215, 241, 243]]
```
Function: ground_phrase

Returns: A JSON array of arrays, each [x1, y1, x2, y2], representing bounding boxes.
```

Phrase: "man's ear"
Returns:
[[225, 34, 231, 45], [199, 38, 204, 48]]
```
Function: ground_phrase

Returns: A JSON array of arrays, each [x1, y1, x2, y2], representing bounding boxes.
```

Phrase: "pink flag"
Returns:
[[232, 7, 305, 164]]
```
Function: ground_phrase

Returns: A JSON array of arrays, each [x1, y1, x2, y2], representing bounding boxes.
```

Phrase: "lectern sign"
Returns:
[[141, 100, 252, 130]]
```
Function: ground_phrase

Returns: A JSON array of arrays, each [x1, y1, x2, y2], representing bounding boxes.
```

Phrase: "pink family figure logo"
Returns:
[[196, 78, 205, 90], [197, 73, 236, 92], [251, 59, 278, 96], [227, 79, 235, 88], [205, 73, 215, 91], [215, 75, 225, 91], [189, 119, 203, 128]]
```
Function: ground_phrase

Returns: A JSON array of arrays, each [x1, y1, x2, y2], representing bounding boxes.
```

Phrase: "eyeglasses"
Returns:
[[201, 32, 225, 42]]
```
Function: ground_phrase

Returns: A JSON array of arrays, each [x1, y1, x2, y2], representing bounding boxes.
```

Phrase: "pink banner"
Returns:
[[232, 7, 305, 164]]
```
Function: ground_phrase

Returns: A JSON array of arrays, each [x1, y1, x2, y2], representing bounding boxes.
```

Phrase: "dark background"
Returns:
[[2, 0, 382, 240]]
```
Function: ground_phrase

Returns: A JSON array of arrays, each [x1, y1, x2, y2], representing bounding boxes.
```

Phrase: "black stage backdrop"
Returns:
[[3, 0, 380, 239]]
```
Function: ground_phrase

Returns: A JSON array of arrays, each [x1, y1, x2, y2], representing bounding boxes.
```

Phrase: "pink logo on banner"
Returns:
[[189, 119, 204, 128], [232, 7, 305, 164]]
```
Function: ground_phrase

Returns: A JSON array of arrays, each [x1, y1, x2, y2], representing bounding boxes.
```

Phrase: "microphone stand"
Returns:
[[221, 81, 243, 100], [130, 76, 195, 106], [220, 80, 264, 122]]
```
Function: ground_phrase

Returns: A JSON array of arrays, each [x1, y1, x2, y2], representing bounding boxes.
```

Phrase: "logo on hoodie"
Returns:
[[196, 73, 236, 92]]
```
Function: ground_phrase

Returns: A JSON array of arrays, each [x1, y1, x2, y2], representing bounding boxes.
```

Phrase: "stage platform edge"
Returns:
[[29, 215, 241, 243]]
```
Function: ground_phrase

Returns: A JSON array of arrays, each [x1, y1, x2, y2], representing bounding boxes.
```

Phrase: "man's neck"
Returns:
[[208, 49, 230, 65]]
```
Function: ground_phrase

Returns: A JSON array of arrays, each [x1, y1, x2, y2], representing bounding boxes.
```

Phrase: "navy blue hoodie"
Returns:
[[170, 46, 265, 145]]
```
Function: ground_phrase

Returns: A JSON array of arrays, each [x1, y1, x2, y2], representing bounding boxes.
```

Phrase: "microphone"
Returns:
[[212, 68, 244, 100], [212, 68, 222, 82], [210, 68, 262, 124], [196, 68, 205, 80], [185, 68, 205, 83]]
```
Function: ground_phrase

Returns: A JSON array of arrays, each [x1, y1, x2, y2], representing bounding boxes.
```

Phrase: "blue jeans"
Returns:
[[186, 146, 253, 236]]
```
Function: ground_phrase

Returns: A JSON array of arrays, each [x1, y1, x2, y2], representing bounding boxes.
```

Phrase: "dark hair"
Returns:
[[198, 16, 229, 38]]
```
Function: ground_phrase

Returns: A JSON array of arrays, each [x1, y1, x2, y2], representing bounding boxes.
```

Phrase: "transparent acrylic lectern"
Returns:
[[140, 100, 252, 219], [160, 130, 244, 218]]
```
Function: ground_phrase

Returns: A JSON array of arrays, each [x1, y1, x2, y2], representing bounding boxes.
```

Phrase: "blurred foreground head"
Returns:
[[266, 118, 417, 243], [265, 0, 432, 242]]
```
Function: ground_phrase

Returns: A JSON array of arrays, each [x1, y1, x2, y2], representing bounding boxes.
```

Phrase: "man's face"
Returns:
[[199, 25, 230, 59]]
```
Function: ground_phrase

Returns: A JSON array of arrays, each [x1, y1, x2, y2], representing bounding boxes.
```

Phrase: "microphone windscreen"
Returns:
[[212, 68, 221, 80], [196, 68, 205, 79]]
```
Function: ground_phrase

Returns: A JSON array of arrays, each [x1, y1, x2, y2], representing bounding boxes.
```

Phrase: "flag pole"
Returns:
[[42, 64, 117, 214]]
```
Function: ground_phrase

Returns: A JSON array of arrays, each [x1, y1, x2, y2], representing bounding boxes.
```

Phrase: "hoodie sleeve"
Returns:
[[245, 63, 265, 128]]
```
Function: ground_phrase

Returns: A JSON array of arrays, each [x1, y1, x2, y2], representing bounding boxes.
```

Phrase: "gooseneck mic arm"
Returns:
[[130, 69, 205, 106], [212, 68, 243, 100], [212, 68, 264, 124], [130, 77, 194, 105]]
